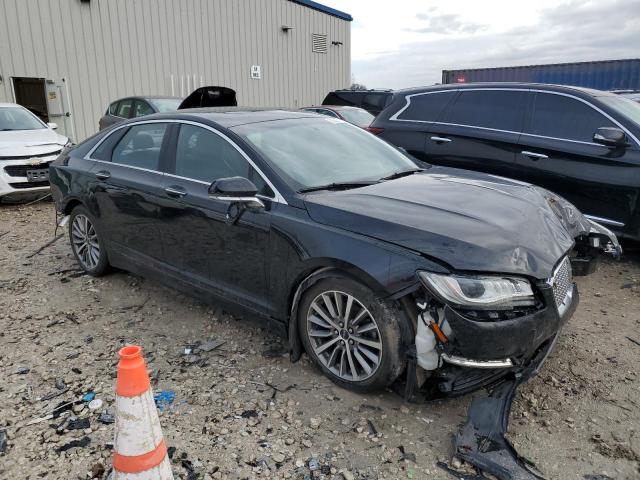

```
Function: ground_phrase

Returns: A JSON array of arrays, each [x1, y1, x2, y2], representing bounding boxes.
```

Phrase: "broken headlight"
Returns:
[[417, 271, 535, 310]]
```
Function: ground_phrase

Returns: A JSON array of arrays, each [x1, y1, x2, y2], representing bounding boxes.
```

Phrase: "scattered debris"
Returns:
[[0, 429, 7, 453], [25, 233, 63, 258], [398, 445, 416, 463], [15, 367, 30, 375], [98, 412, 115, 424], [199, 339, 225, 352], [90, 463, 105, 478], [83, 392, 96, 402], [154, 390, 176, 412], [56, 436, 90, 453], [67, 417, 90, 430], [625, 336, 640, 347], [88, 399, 103, 410]]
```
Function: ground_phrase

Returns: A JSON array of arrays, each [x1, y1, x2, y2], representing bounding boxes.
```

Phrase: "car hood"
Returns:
[[304, 167, 589, 279], [0, 129, 68, 156]]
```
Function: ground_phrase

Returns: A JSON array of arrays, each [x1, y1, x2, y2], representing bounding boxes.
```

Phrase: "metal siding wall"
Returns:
[[0, 0, 351, 141]]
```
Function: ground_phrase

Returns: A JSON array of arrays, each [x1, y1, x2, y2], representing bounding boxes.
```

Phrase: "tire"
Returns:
[[298, 276, 405, 392], [69, 205, 110, 276]]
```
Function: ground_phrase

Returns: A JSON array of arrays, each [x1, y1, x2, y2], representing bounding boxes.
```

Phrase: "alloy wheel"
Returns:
[[306, 290, 382, 381], [71, 214, 101, 270]]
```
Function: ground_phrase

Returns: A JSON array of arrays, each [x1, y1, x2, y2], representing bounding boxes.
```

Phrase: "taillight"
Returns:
[[365, 126, 384, 135]]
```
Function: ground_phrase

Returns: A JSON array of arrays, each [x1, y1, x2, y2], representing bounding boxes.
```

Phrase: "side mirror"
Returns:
[[593, 127, 626, 148], [208, 176, 264, 211], [47, 122, 58, 130]]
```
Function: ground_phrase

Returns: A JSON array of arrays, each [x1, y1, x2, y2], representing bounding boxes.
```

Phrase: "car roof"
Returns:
[[302, 105, 366, 112], [158, 107, 319, 128], [394, 82, 613, 98], [111, 96, 182, 102], [0, 102, 24, 108]]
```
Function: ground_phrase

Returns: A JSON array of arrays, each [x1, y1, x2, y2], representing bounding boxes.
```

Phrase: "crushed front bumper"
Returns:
[[433, 283, 576, 396]]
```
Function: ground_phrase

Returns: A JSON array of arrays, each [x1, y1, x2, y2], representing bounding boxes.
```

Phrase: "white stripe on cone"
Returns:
[[114, 456, 173, 480], [114, 389, 165, 456]]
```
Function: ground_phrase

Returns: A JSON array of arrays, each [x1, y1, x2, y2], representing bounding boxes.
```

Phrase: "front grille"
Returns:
[[8, 181, 50, 189], [4, 162, 52, 177], [550, 256, 572, 308], [0, 149, 62, 160]]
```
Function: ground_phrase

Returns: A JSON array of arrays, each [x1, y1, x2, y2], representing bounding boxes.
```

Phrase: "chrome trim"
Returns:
[[84, 119, 287, 204], [430, 136, 451, 143], [440, 353, 513, 369], [584, 214, 625, 227], [389, 87, 640, 147], [164, 186, 187, 197], [209, 195, 265, 209], [86, 157, 160, 175], [521, 150, 548, 159], [546, 256, 574, 317]]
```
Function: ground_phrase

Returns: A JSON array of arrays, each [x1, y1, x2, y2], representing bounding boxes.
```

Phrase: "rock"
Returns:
[[340, 470, 355, 480], [309, 417, 321, 429], [272, 452, 285, 463]]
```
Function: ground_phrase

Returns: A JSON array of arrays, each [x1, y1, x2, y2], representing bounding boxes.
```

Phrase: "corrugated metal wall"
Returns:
[[442, 59, 640, 91], [0, 0, 351, 140]]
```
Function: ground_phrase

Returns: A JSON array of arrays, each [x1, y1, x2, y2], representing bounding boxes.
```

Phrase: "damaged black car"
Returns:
[[49, 110, 620, 394]]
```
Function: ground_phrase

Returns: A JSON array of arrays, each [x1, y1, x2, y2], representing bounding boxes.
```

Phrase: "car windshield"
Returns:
[[0, 107, 45, 131], [232, 117, 417, 191], [598, 95, 640, 126], [338, 108, 375, 127], [148, 98, 182, 112]]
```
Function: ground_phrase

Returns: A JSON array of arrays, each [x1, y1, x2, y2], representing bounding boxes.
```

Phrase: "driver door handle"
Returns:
[[430, 136, 451, 143], [164, 185, 187, 197], [95, 170, 111, 180], [521, 150, 548, 160]]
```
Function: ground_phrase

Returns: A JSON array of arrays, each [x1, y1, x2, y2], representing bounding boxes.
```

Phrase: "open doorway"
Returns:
[[12, 77, 49, 122]]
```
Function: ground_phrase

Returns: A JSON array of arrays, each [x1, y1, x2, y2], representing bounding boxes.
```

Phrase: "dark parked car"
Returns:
[[49, 109, 618, 395], [322, 89, 393, 115], [299, 105, 374, 128], [99, 96, 182, 130], [369, 83, 640, 239]]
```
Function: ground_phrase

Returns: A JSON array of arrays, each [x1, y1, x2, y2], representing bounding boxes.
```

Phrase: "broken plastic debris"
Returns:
[[56, 436, 90, 453], [98, 412, 115, 424], [88, 398, 103, 410], [199, 339, 225, 352], [67, 417, 90, 430], [82, 392, 95, 402], [0, 429, 7, 453], [16, 367, 30, 375], [154, 390, 176, 412]]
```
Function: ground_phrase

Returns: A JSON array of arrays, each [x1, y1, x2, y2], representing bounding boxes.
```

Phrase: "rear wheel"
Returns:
[[69, 206, 109, 276], [299, 276, 405, 392]]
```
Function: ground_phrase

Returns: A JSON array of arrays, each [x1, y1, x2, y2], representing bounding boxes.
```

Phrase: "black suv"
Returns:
[[322, 89, 393, 116], [369, 83, 640, 239]]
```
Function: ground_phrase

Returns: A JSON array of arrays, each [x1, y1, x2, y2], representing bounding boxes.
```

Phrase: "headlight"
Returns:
[[418, 271, 535, 310]]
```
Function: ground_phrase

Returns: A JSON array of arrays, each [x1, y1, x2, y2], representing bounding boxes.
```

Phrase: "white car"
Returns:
[[0, 103, 70, 201]]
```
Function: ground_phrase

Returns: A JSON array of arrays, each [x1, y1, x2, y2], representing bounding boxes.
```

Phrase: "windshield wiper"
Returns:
[[378, 168, 424, 182], [298, 181, 376, 193]]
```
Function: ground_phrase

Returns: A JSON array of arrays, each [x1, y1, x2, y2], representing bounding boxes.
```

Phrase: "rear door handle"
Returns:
[[430, 136, 451, 143], [521, 150, 548, 160], [95, 170, 111, 180], [164, 185, 187, 197]]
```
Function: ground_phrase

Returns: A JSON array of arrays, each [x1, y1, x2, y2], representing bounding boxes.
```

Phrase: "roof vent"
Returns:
[[312, 34, 328, 54]]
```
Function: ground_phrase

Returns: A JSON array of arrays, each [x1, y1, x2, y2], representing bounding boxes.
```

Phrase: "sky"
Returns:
[[318, 0, 640, 89]]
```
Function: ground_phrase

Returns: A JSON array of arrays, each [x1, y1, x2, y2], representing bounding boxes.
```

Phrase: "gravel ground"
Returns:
[[0, 201, 638, 480]]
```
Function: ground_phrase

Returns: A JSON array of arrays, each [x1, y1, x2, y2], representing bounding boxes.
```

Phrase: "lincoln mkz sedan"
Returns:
[[49, 110, 620, 395]]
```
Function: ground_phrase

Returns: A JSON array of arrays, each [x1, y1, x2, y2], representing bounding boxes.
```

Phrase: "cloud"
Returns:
[[352, 0, 640, 89], [411, 12, 488, 35]]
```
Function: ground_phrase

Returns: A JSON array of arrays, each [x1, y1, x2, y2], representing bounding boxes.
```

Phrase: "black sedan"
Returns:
[[49, 110, 619, 395]]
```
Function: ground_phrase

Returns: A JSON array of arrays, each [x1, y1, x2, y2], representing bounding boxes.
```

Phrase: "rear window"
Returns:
[[322, 91, 365, 107], [362, 93, 390, 112], [396, 91, 457, 122], [108, 102, 119, 115], [445, 90, 525, 131]]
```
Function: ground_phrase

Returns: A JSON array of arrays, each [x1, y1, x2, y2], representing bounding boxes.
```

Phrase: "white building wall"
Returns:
[[0, 0, 351, 140]]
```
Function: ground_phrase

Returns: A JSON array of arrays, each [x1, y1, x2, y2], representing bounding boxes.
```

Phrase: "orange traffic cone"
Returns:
[[113, 345, 173, 479]]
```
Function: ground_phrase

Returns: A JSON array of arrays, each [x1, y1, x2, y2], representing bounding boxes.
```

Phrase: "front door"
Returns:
[[515, 92, 640, 229], [158, 122, 273, 312]]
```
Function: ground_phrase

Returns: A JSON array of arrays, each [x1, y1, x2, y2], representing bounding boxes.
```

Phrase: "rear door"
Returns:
[[90, 121, 170, 262], [516, 91, 640, 228], [423, 89, 526, 177]]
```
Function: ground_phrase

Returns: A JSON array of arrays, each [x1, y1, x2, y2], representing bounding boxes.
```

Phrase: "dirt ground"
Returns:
[[0, 201, 638, 480]]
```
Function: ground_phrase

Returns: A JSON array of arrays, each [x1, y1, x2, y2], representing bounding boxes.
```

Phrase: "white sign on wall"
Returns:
[[251, 65, 262, 80]]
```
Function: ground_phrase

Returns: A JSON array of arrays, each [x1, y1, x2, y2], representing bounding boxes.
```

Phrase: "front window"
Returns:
[[149, 98, 182, 113], [598, 95, 640, 127], [232, 117, 417, 191], [338, 108, 375, 127], [0, 107, 46, 131]]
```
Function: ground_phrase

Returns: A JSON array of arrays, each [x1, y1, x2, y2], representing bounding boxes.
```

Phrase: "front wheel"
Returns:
[[298, 276, 405, 392], [69, 205, 109, 276]]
